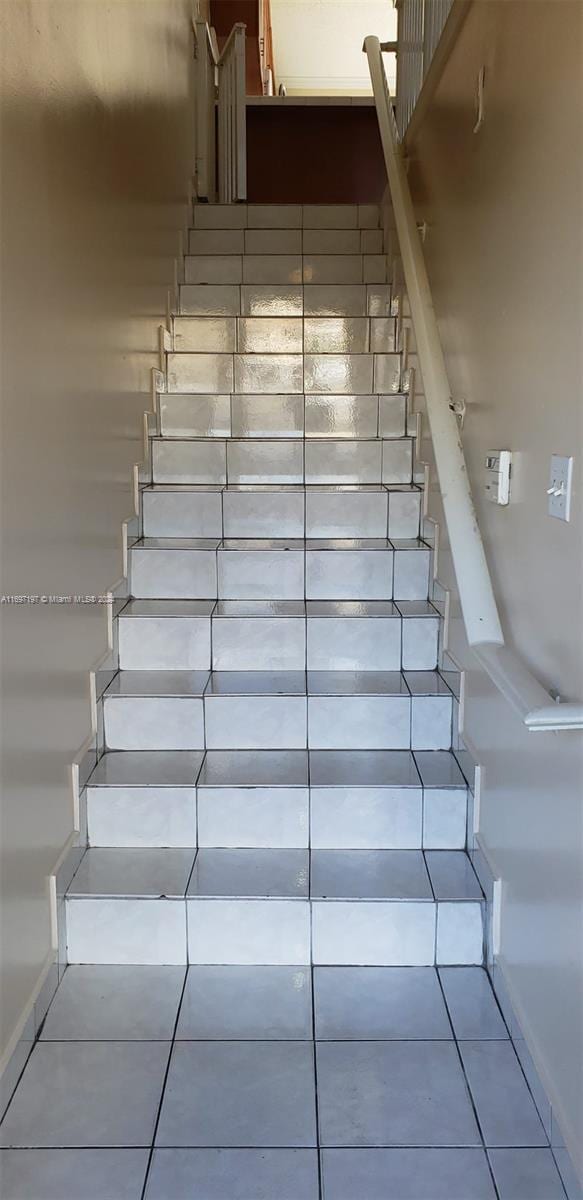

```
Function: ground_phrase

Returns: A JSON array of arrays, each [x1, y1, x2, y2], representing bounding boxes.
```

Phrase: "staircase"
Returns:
[[5, 203, 561, 1200], [65, 202, 484, 970]]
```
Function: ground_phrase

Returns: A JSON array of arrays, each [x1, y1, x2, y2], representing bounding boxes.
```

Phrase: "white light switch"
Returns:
[[547, 455, 573, 521]]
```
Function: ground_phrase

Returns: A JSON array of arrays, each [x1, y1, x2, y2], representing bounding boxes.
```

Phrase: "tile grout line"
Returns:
[[139, 965, 190, 1200], [435, 968, 502, 1200]]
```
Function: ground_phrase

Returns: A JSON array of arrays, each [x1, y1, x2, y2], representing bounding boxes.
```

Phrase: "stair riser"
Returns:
[[65, 896, 483, 967], [191, 203, 382, 230], [188, 229, 385, 256], [159, 392, 406, 439], [117, 614, 439, 672], [129, 548, 430, 602], [172, 317, 397, 355], [87, 784, 468, 851], [184, 256, 387, 287], [166, 352, 401, 396], [87, 786, 197, 848], [180, 283, 392, 318], [151, 438, 412, 486], [102, 694, 453, 752], [142, 489, 422, 540]]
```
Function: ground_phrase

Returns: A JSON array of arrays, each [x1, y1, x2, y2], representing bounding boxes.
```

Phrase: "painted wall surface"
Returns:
[[405, 0, 583, 1173], [271, 0, 396, 94], [0, 0, 197, 1063]]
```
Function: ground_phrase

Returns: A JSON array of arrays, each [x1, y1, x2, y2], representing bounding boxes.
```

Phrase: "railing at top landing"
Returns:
[[193, 19, 247, 204], [392, 0, 455, 141], [364, 32, 583, 733]]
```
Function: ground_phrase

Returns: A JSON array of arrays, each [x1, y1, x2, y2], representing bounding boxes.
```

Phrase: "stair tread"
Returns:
[[87, 750, 203, 788], [67, 848, 482, 903], [87, 748, 465, 792], [119, 600, 215, 618], [142, 482, 421, 493], [132, 536, 428, 550], [104, 669, 452, 700]]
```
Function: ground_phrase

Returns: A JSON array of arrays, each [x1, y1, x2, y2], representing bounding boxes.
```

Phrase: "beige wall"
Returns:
[[0, 0, 197, 1063], [407, 0, 583, 1173]]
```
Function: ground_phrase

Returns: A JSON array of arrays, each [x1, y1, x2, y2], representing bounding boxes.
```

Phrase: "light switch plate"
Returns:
[[548, 455, 573, 521]]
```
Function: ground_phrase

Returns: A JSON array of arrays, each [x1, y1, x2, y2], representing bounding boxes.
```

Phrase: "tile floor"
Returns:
[[0, 965, 568, 1199]]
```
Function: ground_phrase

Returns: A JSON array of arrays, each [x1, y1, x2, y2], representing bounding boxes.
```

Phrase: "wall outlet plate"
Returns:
[[548, 455, 573, 521], [485, 450, 511, 505]]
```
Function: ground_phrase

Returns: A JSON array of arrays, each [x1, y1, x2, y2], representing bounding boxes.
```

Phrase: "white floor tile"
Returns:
[[156, 1042, 316, 1147], [316, 1041, 480, 1146], [310, 749, 420, 788], [321, 1149, 495, 1199], [40, 966, 184, 1040], [427, 851, 482, 899], [314, 967, 451, 1040], [176, 965, 312, 1039], [311, 850, 432, 899], [0, 1149, 148, 1199], [439, 967, 508, 1039], [460, 1041, 548, 1147], [188, 849, 308, 898], [145, 1148, 319, 1200], [0, 1043, 169, 1148], [488, 1149, 567, 1199]]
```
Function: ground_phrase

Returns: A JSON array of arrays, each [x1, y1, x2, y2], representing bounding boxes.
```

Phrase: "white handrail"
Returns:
[[364, 34, 583, 734]]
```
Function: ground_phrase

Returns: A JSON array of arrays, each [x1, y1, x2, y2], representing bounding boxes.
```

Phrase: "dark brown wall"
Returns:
[[246, 106, 385, 203]]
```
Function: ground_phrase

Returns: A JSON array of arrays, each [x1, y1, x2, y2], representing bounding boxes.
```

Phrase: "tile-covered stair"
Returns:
[[61, 203, 485, 967]]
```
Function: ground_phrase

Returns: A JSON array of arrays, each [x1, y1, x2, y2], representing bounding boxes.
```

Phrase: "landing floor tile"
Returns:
[[320, 1148, 496, 1199], [314, 967, 451, 1040], [316, 1040, 481, 1147], [155, 1041, 317, 1147], [0, 1042, 169, 1148], [145, 1148, 319, 1199], [40, 966, 185, 1041], [175, 966, 312, 1040], [0, 1149, 148, 1200]]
